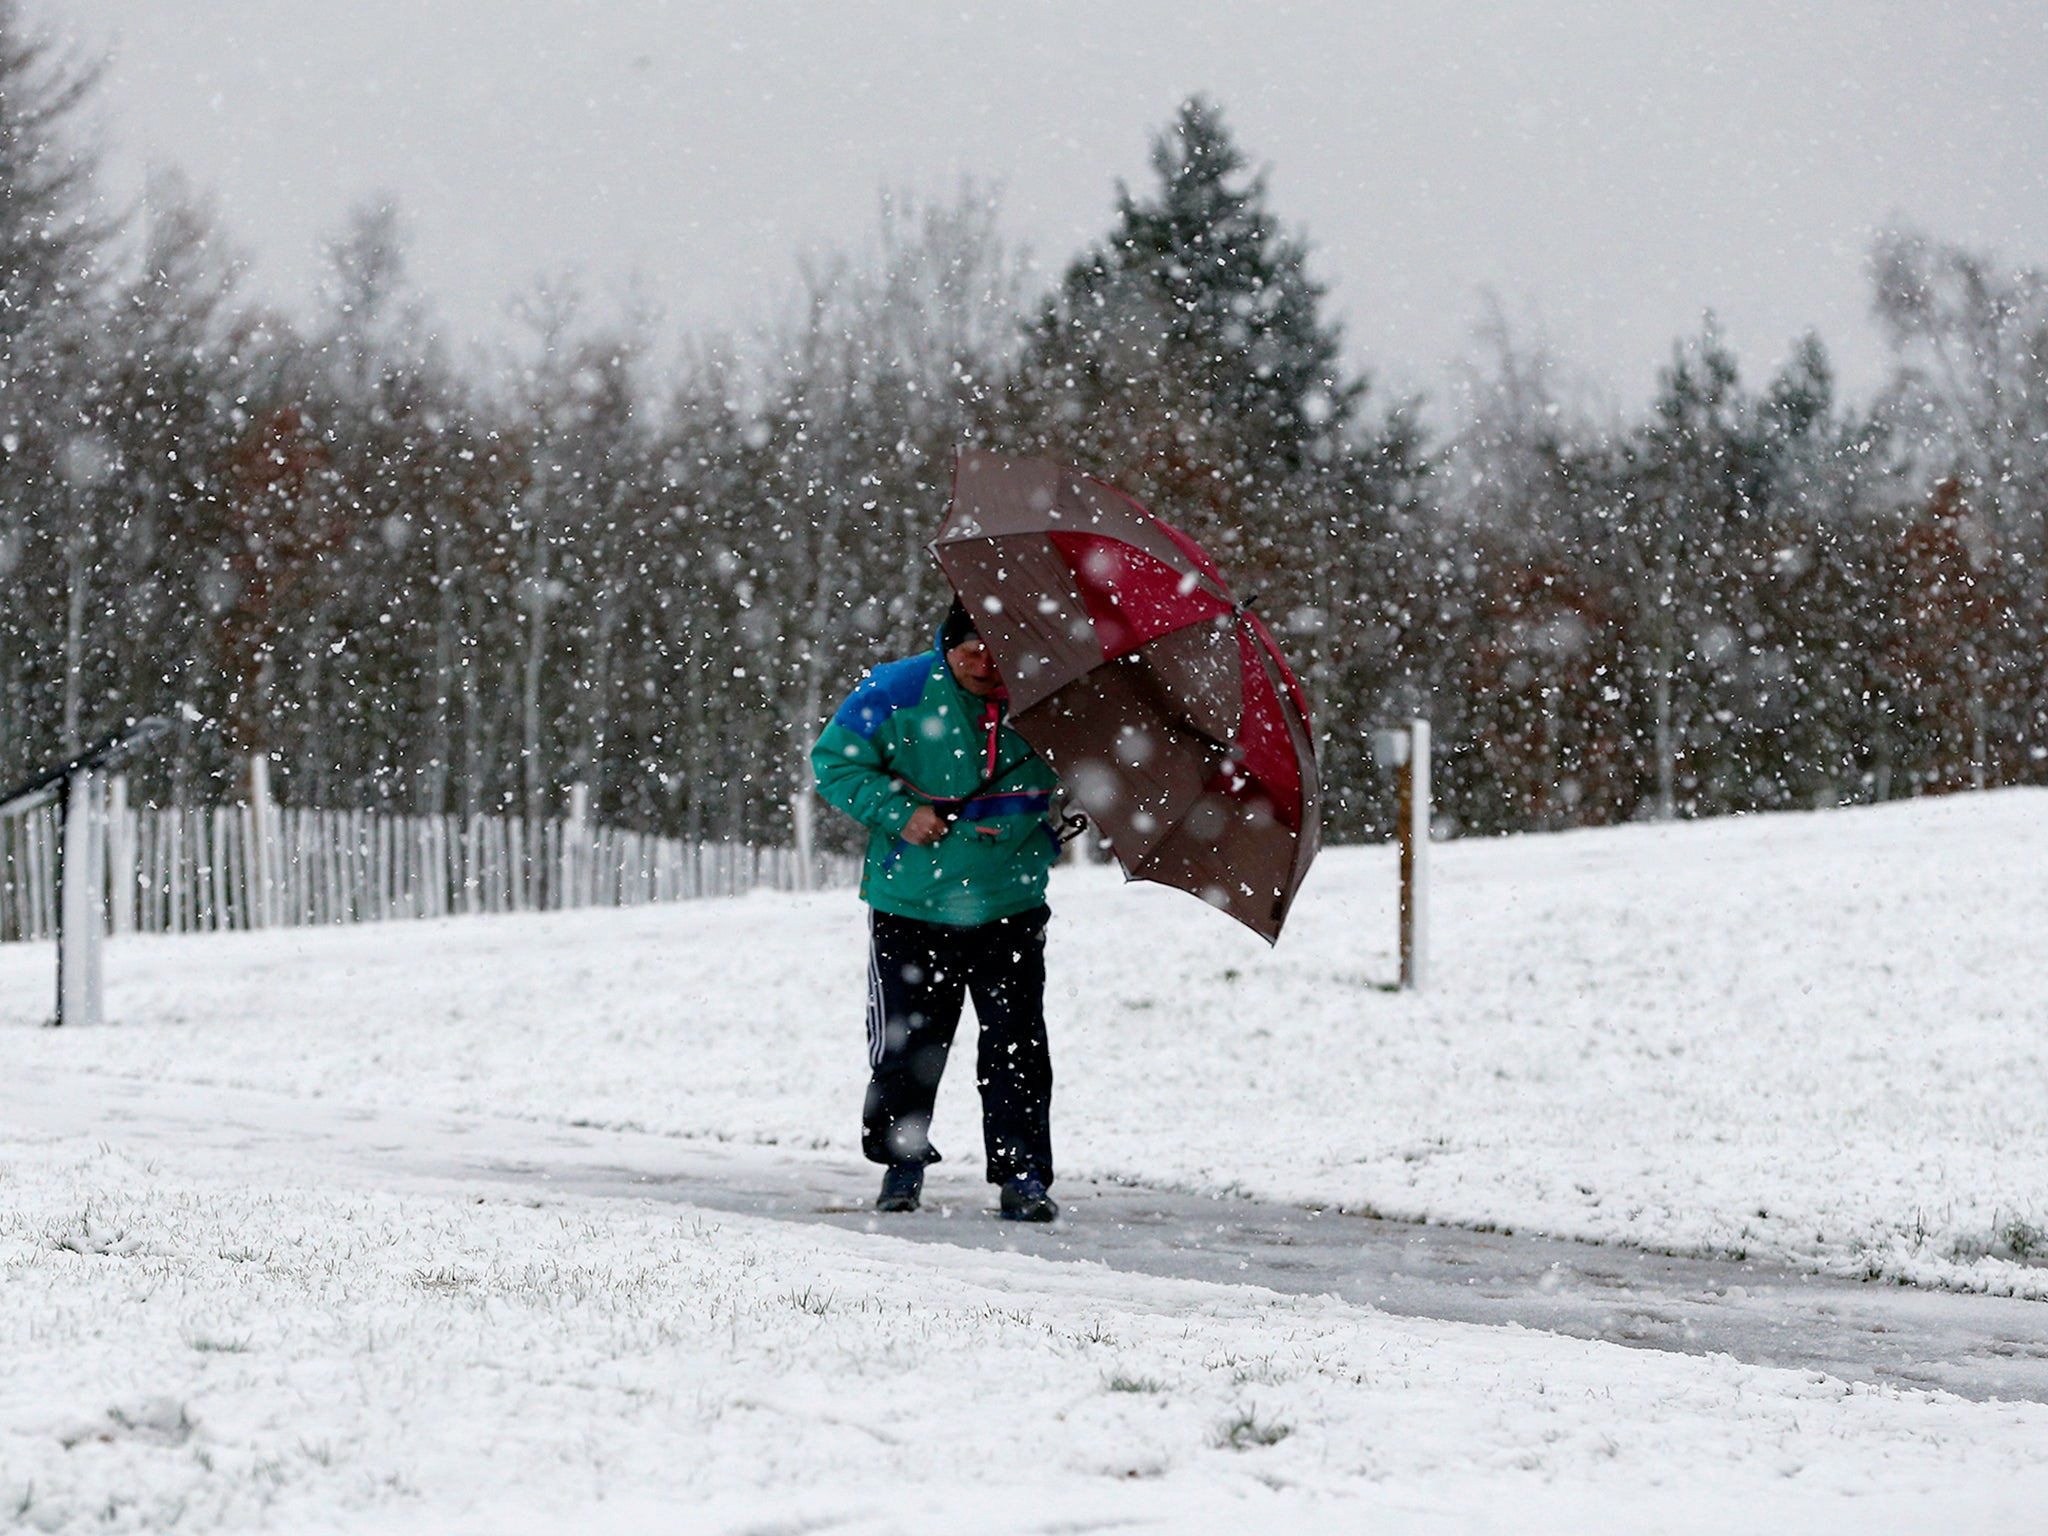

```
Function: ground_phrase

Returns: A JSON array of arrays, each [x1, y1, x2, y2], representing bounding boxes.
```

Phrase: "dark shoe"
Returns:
[[998, 1174, 1057, 1223], [876, 1163, 924, 1213]]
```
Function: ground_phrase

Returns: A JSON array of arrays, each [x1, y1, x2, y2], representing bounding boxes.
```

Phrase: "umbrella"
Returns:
[[931, 450, 1320, 943]]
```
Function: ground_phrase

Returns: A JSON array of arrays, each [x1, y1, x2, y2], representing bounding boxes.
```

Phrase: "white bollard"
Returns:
[[568, 781, 592, 907], [57, 770, 106, 1027], [1399, 718, 1431, 991], [246, 754, 277, 929]]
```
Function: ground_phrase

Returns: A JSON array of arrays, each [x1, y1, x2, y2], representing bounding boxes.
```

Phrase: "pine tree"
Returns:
[[98, 177, 250, 803], [1011, 97, 1358, 578], [0, 4, 117, 775], [1617, 316, 1766, 816], [1006, 98, 1434, 838], [309, 201, 486, 813]]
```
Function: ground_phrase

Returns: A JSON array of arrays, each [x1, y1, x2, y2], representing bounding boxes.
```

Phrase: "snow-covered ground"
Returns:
[[12, 787, 2048, 1290], [6, 791, 2048, 1530]]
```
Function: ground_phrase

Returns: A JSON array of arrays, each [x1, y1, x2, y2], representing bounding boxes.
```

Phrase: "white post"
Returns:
[[1399, 718, 1431, 991], [567, 782, 590, 908], [106, 773, 133, 936], [246, 754, 276, 929], [57, 771, 106, 1027]]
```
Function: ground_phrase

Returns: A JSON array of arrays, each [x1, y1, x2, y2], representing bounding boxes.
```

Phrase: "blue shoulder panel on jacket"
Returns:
[[832, 653, 939, 740]]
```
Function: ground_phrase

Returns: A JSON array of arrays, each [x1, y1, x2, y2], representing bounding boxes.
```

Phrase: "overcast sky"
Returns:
[[64, 1, 2048, 414]]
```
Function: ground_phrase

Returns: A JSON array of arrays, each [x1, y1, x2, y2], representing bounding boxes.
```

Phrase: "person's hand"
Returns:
[[901, 806, 950, 846]]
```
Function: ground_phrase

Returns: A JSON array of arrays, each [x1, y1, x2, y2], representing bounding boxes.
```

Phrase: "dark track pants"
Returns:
[[861, 904, 1053, 1186]]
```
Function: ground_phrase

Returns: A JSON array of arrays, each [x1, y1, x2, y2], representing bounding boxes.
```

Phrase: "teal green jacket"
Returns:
[[812, 649, 1060, 926]]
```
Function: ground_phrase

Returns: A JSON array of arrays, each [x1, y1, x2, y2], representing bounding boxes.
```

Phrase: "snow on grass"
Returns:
[[7, 792, 2048, 1530], [7, 1133, 2048, 1534], [4, 790, 2045, 1295]]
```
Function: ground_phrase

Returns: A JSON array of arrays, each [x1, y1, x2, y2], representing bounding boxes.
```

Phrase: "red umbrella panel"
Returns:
[[932, 451, 1320, 943]]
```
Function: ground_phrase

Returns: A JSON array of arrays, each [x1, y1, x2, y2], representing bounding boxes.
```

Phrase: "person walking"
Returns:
[[811, 596, 1064, 1221]]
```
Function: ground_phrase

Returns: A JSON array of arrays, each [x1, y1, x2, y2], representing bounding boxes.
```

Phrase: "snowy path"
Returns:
[[14, 1064, 2047, 1406]]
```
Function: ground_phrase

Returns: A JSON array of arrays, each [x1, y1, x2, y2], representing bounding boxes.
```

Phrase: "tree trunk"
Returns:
[[423, 517, 458, 816], [522, 565, 550, 828], [459, 631, 482, 823], [1651, 664, 1676, 821], [61, 522, 91, 755]]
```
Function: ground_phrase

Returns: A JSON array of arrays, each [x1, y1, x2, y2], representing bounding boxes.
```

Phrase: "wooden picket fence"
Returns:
[[0, 795, 855, 942]]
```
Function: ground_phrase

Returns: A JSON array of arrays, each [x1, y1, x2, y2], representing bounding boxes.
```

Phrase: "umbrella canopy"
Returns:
[[932, 450, 1320, 943]]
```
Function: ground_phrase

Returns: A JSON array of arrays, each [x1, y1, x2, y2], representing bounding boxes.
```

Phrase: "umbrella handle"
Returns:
[[1055, 811, 1090, 845]]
